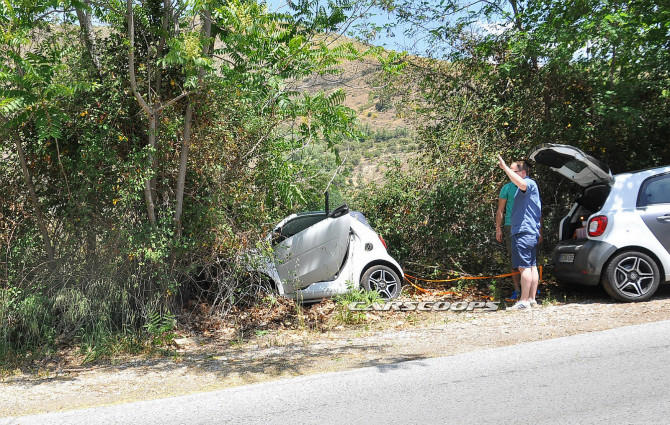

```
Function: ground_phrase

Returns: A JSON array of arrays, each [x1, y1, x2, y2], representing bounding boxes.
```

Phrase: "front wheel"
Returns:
[[361, 265, 402, 300], [602, 251, 660, 302]]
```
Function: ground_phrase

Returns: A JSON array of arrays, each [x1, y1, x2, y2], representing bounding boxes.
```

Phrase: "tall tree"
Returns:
[[0, 2, 81, 263]]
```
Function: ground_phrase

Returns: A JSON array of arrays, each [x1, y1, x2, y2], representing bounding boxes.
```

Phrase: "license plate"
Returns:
[[559, 253, 575, 263]]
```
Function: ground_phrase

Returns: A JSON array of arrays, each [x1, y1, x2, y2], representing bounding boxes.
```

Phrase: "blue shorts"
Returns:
[[511, 233, 538, 269]]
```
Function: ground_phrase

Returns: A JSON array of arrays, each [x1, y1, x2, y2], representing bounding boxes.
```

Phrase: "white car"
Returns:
[[258, 202, 404, 302], [531, 143, 670, 302]]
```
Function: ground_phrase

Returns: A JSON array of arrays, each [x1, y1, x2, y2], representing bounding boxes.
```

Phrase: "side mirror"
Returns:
[[330, 204, 350, 218]]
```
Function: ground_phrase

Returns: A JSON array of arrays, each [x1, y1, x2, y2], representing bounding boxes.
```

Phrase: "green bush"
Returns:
[[332, 285, 384, 325]]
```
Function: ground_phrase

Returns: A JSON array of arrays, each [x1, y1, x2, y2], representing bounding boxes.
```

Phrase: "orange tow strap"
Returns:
[[404, 266, 543, 297]]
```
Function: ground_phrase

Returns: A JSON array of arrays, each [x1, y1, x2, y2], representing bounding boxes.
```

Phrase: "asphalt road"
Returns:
[[5, 320, 670, 425]]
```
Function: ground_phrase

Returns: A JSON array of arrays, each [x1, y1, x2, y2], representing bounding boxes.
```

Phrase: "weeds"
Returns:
[[405, 313, 419, 325], [332, 284, 384, 325], [488, 279, 505, 302], [144, 311, 177, 348], [80, 332, 145, 364], [541, 288, 562, 306]]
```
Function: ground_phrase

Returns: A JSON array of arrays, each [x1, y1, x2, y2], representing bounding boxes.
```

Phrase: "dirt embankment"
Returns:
[[3, 286, 670, 418]]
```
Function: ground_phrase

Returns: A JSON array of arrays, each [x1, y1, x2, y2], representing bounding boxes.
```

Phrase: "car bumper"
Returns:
[[552, 239, 617, 286]]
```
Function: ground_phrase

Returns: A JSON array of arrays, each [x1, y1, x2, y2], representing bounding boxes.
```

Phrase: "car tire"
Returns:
[[361, 265, 402, 300], [602, 251, 660, 302]]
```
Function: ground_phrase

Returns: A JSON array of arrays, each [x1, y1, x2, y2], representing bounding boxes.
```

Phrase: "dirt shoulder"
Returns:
[[3, 290, 670, 418]]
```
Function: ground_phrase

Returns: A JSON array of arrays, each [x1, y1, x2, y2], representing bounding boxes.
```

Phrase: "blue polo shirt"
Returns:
[[510, 177, 541, 235]]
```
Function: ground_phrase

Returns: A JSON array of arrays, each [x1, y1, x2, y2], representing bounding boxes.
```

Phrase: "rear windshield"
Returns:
[[350, 211, 373, 230], [576, 184, 611, 212]]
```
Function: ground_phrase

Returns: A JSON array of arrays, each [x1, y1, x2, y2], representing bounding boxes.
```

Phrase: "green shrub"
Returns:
[[332, 285, 384, 325]]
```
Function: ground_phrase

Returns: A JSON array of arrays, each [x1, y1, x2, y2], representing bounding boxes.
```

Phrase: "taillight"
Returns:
[[378, 235, 388, 249], [588, 216, 608, 237]]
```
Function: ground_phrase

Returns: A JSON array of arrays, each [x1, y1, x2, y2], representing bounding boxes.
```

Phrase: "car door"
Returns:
[[637, 173, 670, 254], [274, 214, 351, 290]]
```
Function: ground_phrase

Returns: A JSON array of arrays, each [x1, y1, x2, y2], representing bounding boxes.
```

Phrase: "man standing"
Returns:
[[496, 181, 521, 300], [497, 156, 542, 310]]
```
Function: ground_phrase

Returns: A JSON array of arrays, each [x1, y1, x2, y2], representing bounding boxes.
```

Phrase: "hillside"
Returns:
[[290, 50, 420, 188]]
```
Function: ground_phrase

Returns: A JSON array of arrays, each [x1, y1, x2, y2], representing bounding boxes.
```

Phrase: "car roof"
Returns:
[[613, 164, 670, 177], [600, 165, 670, 210]]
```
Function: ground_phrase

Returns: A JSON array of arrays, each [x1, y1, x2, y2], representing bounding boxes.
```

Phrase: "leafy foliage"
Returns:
[[354, 0, 669, 280], [144, 310, 177, 348], [0, 0, 366, 357]]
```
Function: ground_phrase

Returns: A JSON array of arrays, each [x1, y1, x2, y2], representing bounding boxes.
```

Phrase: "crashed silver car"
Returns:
[[257, 201, 404, 302]]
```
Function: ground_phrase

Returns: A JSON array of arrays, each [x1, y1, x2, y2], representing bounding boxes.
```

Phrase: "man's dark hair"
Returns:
[[515, 161, 530, 174]]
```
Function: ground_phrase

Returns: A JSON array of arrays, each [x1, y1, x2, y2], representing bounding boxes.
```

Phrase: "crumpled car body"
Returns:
[[257, 205, 404, 302]]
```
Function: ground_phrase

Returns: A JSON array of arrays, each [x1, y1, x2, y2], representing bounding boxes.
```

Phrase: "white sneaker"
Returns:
[[529, 299, 538, 308], [510, 300, 531, 310]]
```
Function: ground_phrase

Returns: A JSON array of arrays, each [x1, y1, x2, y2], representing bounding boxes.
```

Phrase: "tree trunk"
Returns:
[[173, 9, 212, 239], [127, 0, 157, 226], [149, 111, 158, 213], [144, 113, 158, 227], [76, 3, 101, 73], [15, 136, 55, 262], [174, 102, 193, 239], [154, 0, 172, 97]]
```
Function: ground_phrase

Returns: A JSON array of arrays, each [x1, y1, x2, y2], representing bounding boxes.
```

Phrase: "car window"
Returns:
[[576, 184, 610, 212], [281, 214, 326, 238], [350, 211, 373, 230], [638, 173, 670, 207]]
